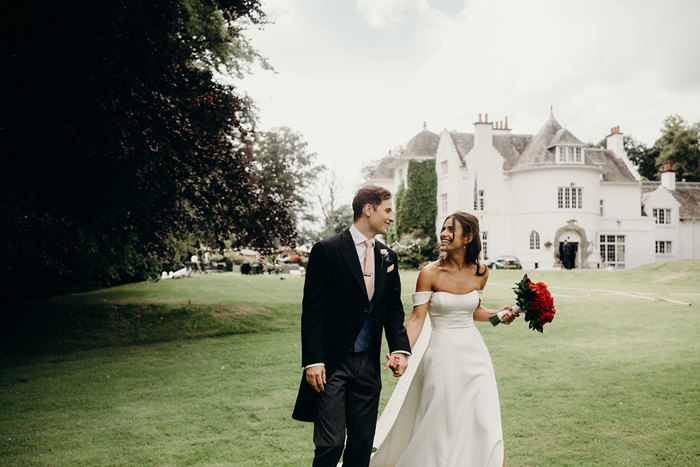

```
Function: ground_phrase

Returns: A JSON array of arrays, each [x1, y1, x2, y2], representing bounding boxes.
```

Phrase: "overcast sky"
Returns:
[[239, 0, 700, 201]]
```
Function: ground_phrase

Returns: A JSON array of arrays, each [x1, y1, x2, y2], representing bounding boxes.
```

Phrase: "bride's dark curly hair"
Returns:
[[436, 211, 485, 276]]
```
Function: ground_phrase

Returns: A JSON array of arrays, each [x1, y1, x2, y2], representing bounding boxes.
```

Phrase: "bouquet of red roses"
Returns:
[[489, 274, 556, 333]]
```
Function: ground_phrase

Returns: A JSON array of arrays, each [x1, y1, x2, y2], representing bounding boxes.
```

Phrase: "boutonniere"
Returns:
[[380, 248, 390, 265]]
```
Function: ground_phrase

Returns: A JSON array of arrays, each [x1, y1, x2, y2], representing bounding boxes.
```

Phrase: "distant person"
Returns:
[[560, 240, 573, 269], [561, 240, 576, 269], [292, 185, 411, 466], [204, 251, 210, 265]]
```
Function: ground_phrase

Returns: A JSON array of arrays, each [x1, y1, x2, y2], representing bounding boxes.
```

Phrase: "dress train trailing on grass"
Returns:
[[370, 290, 504, 467]]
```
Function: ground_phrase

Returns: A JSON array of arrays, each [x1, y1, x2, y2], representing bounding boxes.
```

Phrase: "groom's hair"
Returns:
[[352, 185, 392, 221]]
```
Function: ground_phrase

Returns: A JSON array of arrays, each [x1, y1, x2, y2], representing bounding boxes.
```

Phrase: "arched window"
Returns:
[[530, 231, 540, 250]]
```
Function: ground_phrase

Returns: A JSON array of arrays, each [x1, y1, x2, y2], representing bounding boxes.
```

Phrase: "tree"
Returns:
[[387, 182, 406, 243], [596, 135, 660, 180], [361, 160, 380, 181], [390, 160, 437, 267], [314, 170, 352, 239], [395, 160, 437, 239], [624, 136, 659, 180], [654, 115, 700, 182], [254, 127, 323, 227], [318, 170, 342, 225], [0, 1, 293, 301]]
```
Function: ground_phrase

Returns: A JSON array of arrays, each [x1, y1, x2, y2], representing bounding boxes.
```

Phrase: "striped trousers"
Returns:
[[313, 351, 381, 467]]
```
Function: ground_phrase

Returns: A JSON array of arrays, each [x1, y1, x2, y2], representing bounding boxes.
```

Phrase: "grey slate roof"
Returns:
[[400, 128, 439, 159], [376, 114, 640, 185], [641, 181, 700, 218], [505, 116, 636, 182], [585, 149, 637, 182], [494, 134, 532, 170], [448, 132, 474, 166], [510, 116, 563, 169], [548, 127, 586, 148], [370, 157, 395, 179]]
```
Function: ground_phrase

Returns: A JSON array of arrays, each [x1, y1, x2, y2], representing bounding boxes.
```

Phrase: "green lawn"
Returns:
[[1, 262, 699, 466]]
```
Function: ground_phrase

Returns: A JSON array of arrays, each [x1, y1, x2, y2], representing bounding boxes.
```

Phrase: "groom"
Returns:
[[293, 185, 411, 467]]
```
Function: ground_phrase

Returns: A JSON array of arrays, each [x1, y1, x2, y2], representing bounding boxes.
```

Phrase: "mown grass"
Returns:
[[1, 262, 699, 466], [0, 274, 302, 355]]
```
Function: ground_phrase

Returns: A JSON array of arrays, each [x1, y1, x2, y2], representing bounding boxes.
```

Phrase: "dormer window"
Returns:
[[653, 208, 671, 225], [556, 146, 583, 164]]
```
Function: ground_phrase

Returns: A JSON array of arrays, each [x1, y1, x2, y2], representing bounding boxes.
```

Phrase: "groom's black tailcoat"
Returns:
[[292, 228, 411, 422]]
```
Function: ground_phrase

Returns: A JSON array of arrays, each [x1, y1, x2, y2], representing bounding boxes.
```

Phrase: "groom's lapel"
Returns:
[[339, 229, 367, 298], [372, 242, 387, 305]]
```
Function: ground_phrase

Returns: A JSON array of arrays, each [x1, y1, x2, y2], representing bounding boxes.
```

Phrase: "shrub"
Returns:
[[225, 252, 249, 265], [391, 234, 436, 270]]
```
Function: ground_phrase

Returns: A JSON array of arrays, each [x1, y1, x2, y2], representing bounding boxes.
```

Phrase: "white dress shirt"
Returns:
[[349, 224, 375, 299], [305, 225, 409, 370]]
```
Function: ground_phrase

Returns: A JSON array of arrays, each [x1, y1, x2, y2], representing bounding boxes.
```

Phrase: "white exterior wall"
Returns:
[[393, 160, 409, 192], [594, 181, 655, 268], [600, 182, 640, 219], [429, 120, 696, 269], [643, 187, 682, 262], [507, 166, 601, 268], [679, 219, 700, 258], [465, 125, 511, 263], [435, 131, 462, 226], [597, 217, 655, 269]]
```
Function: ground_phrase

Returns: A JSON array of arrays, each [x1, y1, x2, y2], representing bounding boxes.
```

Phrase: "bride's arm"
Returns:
[[406, 304, 429, 347], [473, 304, 514, 322], [472, 265, 516, 323], [405, 266, 434, 347]]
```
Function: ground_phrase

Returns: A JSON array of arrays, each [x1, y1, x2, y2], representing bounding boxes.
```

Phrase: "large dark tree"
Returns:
[[654, 115, 700, 182], [254, 127, 323, 223], [395, 160, 437, 239], [624, 136, 659, 181], [0, 1, 293, 302]]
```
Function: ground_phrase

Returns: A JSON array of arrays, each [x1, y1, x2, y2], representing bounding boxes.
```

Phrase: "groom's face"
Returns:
[[368, 198, 394, 236]]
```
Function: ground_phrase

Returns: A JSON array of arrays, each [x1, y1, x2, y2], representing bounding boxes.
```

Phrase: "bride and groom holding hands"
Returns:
[[293, 185, 518, 467]]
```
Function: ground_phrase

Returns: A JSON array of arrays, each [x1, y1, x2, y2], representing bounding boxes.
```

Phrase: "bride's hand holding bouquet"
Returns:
[[490, 274, 556, 333]]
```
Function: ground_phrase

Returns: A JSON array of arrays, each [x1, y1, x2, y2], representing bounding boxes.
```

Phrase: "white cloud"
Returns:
[[238, 0, 700, 203], [355, 0, 421, 29]]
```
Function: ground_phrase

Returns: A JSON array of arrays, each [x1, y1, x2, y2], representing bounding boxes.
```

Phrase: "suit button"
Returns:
[[364, 307, 369, 313]]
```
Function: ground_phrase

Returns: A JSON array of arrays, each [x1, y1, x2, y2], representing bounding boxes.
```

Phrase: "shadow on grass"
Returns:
[[0, 301, 291, 356]]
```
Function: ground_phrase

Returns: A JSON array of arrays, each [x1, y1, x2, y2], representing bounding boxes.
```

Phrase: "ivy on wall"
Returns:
[[391, 159, 437, 268], [396, 159, 437, 239]]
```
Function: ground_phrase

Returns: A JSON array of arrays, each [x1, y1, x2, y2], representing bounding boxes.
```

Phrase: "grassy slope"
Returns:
[[1, 261, 699, 465]]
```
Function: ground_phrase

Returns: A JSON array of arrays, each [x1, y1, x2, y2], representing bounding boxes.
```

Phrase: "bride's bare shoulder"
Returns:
[[416, 261, 441, 291], [420, 260, 443, 275]]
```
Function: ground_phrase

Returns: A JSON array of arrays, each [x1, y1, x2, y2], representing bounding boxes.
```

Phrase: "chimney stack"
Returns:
[[606, 125, 625, 159], [661, 164, 676, 191], [474, 112, 493, 148]]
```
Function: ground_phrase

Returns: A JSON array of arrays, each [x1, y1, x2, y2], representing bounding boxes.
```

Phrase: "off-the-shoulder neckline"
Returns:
[[416, 289, 483, 296]]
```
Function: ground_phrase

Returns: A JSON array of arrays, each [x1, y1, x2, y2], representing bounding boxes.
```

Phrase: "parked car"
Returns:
[[485, 256, 522, 270]]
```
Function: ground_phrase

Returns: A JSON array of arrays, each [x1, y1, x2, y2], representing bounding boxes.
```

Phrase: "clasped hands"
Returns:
[[384, 353, 408, 377], [305, 353, 409, 393]]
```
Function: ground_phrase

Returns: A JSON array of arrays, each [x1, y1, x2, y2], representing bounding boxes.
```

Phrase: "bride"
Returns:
[[370, 211, 516, 467]]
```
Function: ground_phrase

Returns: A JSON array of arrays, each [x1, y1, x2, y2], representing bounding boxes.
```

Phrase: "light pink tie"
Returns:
[[363, 239, 374, 300]]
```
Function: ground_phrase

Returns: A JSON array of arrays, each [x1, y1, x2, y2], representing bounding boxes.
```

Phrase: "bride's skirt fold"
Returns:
[[370, 316, 504, 467]]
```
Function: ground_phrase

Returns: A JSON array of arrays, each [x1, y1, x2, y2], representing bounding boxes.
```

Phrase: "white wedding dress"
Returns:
[[369, 290, 504, 467]]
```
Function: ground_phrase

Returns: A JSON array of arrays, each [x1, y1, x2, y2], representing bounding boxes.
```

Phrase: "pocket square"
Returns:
[[387, 264, 395, 273]]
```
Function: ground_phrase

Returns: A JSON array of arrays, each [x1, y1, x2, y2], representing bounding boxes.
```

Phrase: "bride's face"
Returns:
[[439, 217, 473, 253]]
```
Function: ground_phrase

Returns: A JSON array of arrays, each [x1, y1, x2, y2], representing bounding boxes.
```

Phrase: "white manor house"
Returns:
[[367, 112, 700, 269]]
